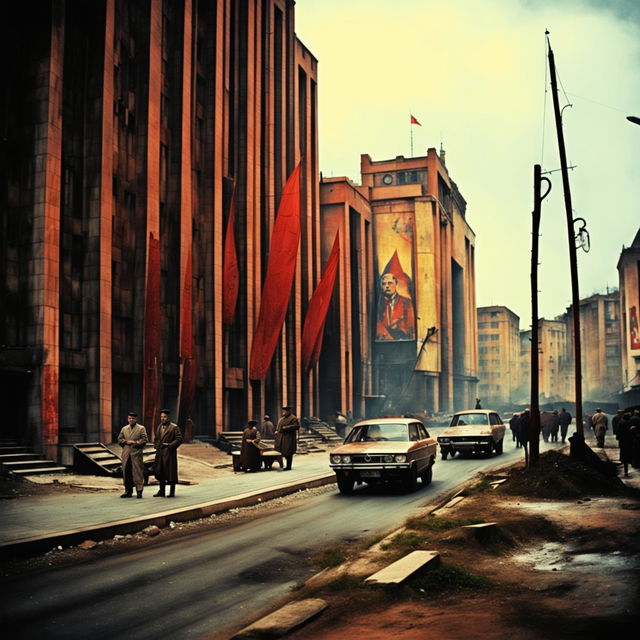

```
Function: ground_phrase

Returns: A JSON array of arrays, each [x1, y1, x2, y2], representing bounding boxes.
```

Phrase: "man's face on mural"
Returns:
[[381, 274, 397, 298]]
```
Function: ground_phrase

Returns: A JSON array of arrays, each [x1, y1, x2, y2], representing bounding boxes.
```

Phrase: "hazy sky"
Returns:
[[296, 0, 640, 324]]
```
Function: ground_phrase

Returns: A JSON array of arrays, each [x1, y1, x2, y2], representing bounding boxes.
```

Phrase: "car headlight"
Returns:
[[342, 455, 351, 464], [438, 437, 449, 443], [383, 455, 394, 463], [330, 455, 341, 464], [394, 454, 407, 463]]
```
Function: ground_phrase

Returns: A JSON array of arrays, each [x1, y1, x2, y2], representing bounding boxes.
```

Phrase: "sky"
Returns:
[[295, 0, 640, 324]]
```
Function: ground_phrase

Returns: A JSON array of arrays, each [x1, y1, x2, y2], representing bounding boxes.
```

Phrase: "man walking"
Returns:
[[558, 408, 572, 444], [117, 412, 148, 499], [154, 409, 183, 497], [275, 405, 300, 471], [592, 408, 608, 448]]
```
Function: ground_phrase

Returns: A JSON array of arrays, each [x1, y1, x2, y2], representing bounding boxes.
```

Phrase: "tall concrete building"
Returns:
[[477, 306, 520, 408], [618, 228, 640, 404], [520, 319, 571, 404], [0, 0, 321, 457], [356, 149, 478, 414], [565, 293, 622, 403]]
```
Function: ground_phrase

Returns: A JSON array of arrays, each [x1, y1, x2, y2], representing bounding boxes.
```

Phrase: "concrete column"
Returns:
[[30, 3, 64, 457]]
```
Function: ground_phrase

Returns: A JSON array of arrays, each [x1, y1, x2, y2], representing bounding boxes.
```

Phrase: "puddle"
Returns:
[[514, 542, 640, 573]]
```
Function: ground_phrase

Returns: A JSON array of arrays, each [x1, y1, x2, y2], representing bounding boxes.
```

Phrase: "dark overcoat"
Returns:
[[617, 419, 634, 464], [154, 421, 183, 483], [117, 423, 148, 489], [275, 413, 300, 456], [240, 426, 262, 471]]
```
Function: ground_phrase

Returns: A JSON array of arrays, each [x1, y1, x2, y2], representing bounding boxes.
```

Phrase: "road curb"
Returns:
[[0, 473, 336, 560]]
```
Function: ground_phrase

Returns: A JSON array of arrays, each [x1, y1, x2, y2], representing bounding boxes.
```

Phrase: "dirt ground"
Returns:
[[271, 451, 640, 640]]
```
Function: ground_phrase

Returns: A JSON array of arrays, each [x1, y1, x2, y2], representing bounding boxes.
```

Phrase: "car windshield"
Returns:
[[345, 423, 408, 443], [450, 413, 488, 426]]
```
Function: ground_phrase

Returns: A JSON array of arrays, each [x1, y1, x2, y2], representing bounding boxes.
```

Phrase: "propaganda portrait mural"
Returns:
[[630, 306, 640, 350], [374, 211, 416, 342]]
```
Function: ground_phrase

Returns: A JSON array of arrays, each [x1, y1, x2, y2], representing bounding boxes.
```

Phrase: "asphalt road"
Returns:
[[1, 434, 562, 639]]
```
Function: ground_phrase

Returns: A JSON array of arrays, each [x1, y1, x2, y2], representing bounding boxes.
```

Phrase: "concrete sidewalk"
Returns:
[[0, 454, 335, 559]]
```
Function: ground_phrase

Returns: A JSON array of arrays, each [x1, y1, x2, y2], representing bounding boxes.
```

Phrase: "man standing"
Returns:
[[592, 408, 608, 448], [558, 408, 572, 444], [376, 273, 415, 340], [117, 412, 148, 499], [261, 414, 274, 438], [154, 409, 183, 497], [475, 398, 482, 410], [275, 405, 300, 471]]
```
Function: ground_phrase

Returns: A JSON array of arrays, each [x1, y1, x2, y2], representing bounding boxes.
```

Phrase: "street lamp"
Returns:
[[627, 116, 640, 126]]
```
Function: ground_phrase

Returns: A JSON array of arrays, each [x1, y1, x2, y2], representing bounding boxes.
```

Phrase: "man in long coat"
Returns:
[[117, 412, 148, 499], [592, 408, 609, 448], [240, 420, 262, 472], [558, 408, 572, 444], [154, 409, 183, 497], [275, 405, 300, 471]]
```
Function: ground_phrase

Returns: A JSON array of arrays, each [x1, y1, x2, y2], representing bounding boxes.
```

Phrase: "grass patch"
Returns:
[[326, 574, 366, 592], [408, 563, 492, 595], [380, 531, 426, 551], [364, 533, 386, 549], [314, 546, 349, 569], [463, 477, 494, 494], [406, 515, 485, 532]]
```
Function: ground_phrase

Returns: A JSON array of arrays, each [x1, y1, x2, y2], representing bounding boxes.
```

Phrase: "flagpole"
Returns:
[[410, 117, 414, 157]]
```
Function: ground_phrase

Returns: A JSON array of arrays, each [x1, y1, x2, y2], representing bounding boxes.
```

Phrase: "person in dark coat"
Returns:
[[117, 412, 148, 499], [475, 398, 482, 410], [509, 412, 521, 447], [616, 412, 634, 477], [275, 405, 300, 471], [558, 408, 572, 444], [261, 415, 274, 438], [611, 409, 624, 437], [628, 409, 640, 469], [154, 409, 183, 497], [240, 420, 262, 472]]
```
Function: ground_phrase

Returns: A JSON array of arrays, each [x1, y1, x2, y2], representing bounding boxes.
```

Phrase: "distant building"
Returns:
[[565, 293, 621, 403], [319, 177, 374, 419], [358, 149, 478, 413], [477, 306, 520, 408], [520, 319, 571, 403], [617, 228, 640, 404]]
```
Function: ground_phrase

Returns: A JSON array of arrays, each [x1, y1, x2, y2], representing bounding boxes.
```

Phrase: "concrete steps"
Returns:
[[0, 442, 68, 476]]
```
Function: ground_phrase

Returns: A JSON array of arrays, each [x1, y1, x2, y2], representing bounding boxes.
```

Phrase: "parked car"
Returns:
[[437, 410, 506, 459], [329, 417, 437, 494]]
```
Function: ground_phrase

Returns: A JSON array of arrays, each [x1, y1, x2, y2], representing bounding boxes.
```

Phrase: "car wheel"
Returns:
[[441, 448, 449, 460], [402, 464, 419, 492], [336, 472, 354, 494], [421, 461, 433, 486], [495, 438, 504, 454]]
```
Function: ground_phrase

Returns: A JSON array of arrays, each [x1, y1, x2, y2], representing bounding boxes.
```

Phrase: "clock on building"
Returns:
[[382, 173, 393, 185]]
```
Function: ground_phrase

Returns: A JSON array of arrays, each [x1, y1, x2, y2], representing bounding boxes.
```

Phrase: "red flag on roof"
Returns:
[[249, 162, 302, 380], [301, 232, 340, 371], [222, 183, 239, 326], [410, 114, 422, 126]]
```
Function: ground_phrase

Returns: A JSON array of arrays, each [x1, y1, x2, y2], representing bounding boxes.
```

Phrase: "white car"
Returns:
[[437, 410, 506, 459], [329, 418, 437, 494]]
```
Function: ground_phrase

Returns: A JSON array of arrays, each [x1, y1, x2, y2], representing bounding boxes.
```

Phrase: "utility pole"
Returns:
[[530, 164, 551, 466], [547, 33, 585, 453]]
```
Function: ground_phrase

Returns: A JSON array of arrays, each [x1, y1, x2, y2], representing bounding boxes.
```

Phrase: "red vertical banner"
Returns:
[[301, 232, 340, 371], [177, 248, 195, 438], [222, 184, 239, 326], [142, 232, 161, 437], [249, 162, 302, 380]]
